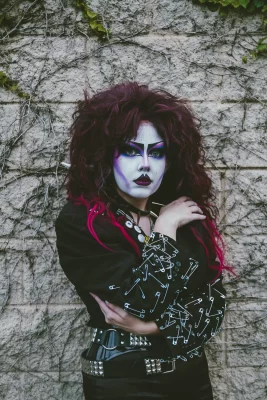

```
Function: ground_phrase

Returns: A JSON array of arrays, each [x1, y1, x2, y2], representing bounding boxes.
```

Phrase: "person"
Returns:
[[55, 82, 233, 400]]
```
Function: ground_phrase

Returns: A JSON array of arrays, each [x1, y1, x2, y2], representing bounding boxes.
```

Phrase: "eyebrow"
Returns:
[[128, 141, 165, 151]]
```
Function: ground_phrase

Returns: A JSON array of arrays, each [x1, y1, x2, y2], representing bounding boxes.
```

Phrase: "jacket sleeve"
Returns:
[[55, 206, 204, 321], [154, 268, 226, 360]]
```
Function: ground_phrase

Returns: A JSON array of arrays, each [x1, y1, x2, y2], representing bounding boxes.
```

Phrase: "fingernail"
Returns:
[[105, 301, 110, 305]]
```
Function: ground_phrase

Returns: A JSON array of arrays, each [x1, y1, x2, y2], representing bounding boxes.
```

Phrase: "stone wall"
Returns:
[[0, 1, 266, 399]]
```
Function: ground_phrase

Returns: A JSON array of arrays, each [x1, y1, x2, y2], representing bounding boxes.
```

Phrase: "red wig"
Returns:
[[66, 82, 234, 278]]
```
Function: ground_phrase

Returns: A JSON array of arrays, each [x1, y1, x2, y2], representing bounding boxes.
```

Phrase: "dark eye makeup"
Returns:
[[117, 144, 141, 157], [117, 143, 166, 158], [148, 148, 165, 158]]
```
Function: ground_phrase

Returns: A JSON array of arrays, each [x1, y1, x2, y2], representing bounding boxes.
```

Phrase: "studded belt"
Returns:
[[89, 326, 152, 349], [81, 349, 176, 378]]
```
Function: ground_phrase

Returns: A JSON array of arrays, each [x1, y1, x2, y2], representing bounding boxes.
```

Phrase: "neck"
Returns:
[[116, 188, 148, 212]]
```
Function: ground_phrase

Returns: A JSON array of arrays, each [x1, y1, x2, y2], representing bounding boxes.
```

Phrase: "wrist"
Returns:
[[139, 321, 161, 336], [154, 218, 177, 241]]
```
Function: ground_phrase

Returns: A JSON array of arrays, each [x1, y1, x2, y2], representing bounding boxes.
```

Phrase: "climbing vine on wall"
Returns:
[[74, 0, 110, 40], [0, 71, 30, 99], [194, 0, 267, 59]]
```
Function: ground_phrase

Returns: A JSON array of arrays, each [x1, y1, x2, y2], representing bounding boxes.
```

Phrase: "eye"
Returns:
[[118, 145, 140, 157], [149, 149, 165, 158]]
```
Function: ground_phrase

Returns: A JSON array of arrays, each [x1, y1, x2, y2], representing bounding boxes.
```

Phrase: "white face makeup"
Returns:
[[113, 122, 167, 203]]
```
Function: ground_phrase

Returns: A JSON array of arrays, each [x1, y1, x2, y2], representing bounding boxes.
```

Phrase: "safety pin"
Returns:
[[208, 284, 211, 300], [211, 317, 220, 336], [197, 318, 210, 336], [194, 308, 204, 328], [205, 297, 214, 316], [138, 285, 146, 299], [143, 264, 149, 281], [172, 325, 181, 345], [124, 278, 141, 295], [124, 303, 145, 318], [213, 288, 226, 298], [184, 298, 202, 308], [150, 292, 161, 313], [138, 253, 154, 270], [207, 310, 222, 317], [148, 272, 166, 288], [210, 278, 221, 286], [171, 303, 193, 316], [167, 267, 173, 280], [162, 318, 176, 330], [181, 262, 198, 281], [109, 285, 120, 290], [151, 202, 166, 206], [183, 324, 192, 344], [160, 283, 169, 304]]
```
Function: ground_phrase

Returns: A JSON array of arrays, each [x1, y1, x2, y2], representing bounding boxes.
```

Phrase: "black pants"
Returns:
[[82, 352, 213, 400]]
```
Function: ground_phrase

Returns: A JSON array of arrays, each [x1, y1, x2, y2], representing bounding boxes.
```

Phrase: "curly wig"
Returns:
[[66, 81, 233, 277]]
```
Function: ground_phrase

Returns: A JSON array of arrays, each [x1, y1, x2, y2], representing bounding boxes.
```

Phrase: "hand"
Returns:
[[153, 196, 206, 240], [157, 196, 206, 229], [90, 293, 160, 336]]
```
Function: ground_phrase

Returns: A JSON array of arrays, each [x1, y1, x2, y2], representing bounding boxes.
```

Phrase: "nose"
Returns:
[[138, 153, 150, 172]]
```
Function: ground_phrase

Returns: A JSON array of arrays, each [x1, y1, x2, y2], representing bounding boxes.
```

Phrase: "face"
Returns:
[[113, 122, 167, 200]]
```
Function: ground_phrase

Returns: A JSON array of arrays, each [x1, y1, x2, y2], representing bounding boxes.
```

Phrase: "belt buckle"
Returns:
[[162, 359, 176, 374], [102, 328, 119, 350]]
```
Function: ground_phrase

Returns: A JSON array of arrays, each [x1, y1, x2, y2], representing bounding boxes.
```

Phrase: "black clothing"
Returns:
[[55, 200, 226, 359], [55, 199, 225, 399], [82, 352, 213, 400]]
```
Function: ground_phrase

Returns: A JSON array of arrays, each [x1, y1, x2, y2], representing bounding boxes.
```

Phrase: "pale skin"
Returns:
[[91, 122, 206, 336]]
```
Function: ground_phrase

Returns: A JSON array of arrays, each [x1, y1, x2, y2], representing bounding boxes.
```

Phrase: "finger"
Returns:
[[90, 293, 114, 315], [190, 206, 204, 214], [90, 293, 105, 306], [186, 201, 198, 207], [177, 196, 191, 202], [105, 301, 128, 319], [98, 305, 107, 317], [190, 214, 206, 220]]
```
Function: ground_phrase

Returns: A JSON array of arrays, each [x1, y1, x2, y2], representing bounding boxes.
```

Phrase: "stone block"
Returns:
[[224, 308, 267, 367], [0, 239, 80, 305], [0, 245, 24, 305], [223, 170, 267, 236], [205, 329, 226, 368], [0, 305, 90, 372], [209, 368, 228, 400], [86, 0, 151, 36], [1, 36, 87, 102], [1, 0, 263, 40], [225, 367, 267, 400], [87, 0, 263, 36], [0, 373, 23, 400], [150, 0, 263, 35], [223, 235, 267, 300], [207, 169, 222, 211], [193, 102, 267, 168], [22, 372, 83, 400], [0, 173, 67, 238], [86, 35, 267, 102], [0, 103, 74, 170]]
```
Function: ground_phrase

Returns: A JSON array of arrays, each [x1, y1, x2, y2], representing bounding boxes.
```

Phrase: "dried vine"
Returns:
[[194, 0, 267, 59], [0, 1, 266, 399]]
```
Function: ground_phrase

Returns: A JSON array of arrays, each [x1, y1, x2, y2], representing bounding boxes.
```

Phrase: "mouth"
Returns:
[[134, 174, 152, 186]]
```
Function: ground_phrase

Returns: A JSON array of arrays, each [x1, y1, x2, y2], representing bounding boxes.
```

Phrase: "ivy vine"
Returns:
[[0, 71, 30, 99], [194, 0, 267, 60], [74, 0, 110, 40]]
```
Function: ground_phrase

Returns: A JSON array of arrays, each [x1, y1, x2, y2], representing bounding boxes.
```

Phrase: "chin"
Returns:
[[128, 187, 156, 199]]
